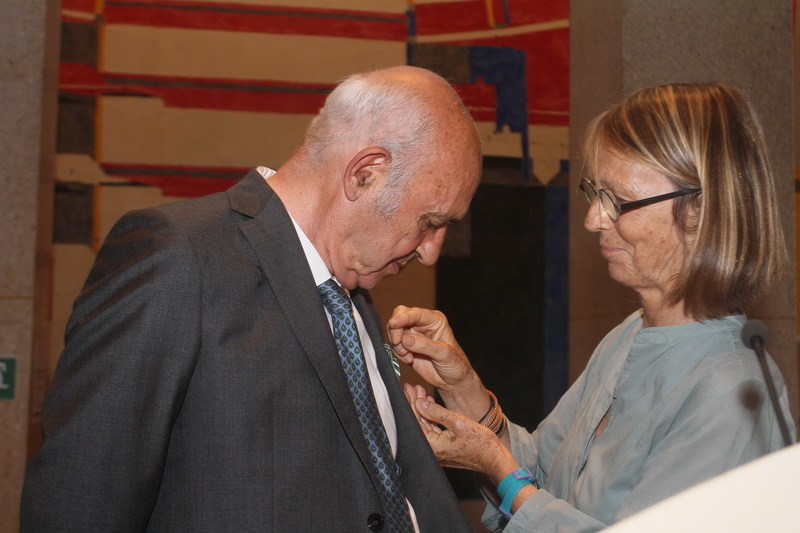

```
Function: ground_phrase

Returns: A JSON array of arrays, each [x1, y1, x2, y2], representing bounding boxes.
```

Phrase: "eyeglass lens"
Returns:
[[580, 179, 621, 221]]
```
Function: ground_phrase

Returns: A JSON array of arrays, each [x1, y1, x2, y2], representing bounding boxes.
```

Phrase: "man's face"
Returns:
[[333, 166, 479, 290]]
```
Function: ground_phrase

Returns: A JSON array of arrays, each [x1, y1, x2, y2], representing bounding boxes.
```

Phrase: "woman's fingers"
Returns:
[[403, 383, 437, 433], [414, 398, 509, 474], [387, 306, 454, 356]]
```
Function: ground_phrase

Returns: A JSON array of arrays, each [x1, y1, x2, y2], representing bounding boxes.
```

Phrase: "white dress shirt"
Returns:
[[256, 166, 419, 530]]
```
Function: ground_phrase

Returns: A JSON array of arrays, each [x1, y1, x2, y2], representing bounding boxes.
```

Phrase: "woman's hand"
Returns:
[[404, 383, 514, 477], [387, 306, 476, 393], [389, 305, 490, 418], [402, 383, 441, 435], [404, 384, 537, 515]]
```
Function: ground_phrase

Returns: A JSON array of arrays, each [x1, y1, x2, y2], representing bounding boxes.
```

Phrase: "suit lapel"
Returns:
[[353, 291, 471, 528], [352, 291, 398, 387], [229, 172, 379, 483], [352, 292, 421, 455]]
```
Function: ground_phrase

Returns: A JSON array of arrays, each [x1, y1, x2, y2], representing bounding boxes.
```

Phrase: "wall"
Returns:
[[48, 1, 571, 530], [570, 0, 798, 423], [0, 1, 60, 530]]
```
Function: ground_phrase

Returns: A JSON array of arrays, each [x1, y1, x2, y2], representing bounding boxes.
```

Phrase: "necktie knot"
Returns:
[[318, 278, 352, 316]]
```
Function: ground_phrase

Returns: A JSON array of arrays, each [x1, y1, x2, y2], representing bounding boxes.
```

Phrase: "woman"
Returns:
[[387, 83, 795, 532]]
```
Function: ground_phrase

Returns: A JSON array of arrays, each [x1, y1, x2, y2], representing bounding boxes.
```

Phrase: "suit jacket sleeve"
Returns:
[[21, 208, 203, 531]]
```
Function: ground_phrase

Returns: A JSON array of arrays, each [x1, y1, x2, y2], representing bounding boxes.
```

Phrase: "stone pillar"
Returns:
[[0, 0, 60, 530], [569, 0, 798, 423]]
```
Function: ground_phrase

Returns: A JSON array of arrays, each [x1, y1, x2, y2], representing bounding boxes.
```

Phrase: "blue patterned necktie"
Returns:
[[318, 278, 414, 533]]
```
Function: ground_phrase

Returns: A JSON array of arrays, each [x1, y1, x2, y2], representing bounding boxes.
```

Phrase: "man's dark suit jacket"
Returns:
[[21, 170, 473, 532]]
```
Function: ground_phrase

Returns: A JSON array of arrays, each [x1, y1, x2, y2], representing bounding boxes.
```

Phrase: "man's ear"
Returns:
[[343, 146, 390, 201]]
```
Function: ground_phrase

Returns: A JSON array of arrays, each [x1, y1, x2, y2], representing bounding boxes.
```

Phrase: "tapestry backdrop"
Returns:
[[55, 0, 570, 498]]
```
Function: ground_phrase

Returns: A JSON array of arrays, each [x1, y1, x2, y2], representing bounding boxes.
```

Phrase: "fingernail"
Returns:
[[417, 399, 430, 409]]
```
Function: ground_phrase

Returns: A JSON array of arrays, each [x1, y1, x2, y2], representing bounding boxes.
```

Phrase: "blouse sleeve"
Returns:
[[481, 368, 598, 532], [483, 349, 794, 533]]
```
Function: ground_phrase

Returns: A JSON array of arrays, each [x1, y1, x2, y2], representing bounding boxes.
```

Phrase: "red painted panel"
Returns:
[[507, 0, 569, 25], [62, 0, 95, 11], [414, 0, 568, 35], [60, 1, 568, 125], [414, 1, 489, 34], [100, 162, 247, 197], [60, 62, 108, 89], [448, 27, 569, 124], [104, 1, 408, 41], [60, 63, 334, 114]]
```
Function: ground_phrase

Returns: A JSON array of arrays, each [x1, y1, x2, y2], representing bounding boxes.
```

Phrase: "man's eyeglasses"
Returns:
[[579, 178, 698, 222]]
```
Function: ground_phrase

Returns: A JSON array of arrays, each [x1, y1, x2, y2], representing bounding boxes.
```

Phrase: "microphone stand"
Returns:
[[750, 333, 793, 448]]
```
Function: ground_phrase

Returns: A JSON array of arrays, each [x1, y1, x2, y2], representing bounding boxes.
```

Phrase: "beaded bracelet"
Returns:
[[494, 416, 508, 438], [477, 391, 496, 424], [481, 390, 506, 436]]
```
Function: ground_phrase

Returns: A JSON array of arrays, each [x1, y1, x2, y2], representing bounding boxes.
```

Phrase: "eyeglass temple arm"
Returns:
[[619, 189, 694, 213]]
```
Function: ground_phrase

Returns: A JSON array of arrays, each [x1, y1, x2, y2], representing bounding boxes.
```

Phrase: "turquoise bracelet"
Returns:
[[497, 468, 534, 498], [497, 468, 537, 519]]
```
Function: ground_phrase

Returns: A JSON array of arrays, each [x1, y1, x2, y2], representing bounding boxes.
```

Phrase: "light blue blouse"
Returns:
[[484, 310, 795, 532]]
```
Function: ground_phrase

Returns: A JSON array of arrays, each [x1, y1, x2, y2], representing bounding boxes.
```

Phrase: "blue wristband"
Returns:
[[497, 468, 534, 499], [497, 468, 536, 519], [498, 479, 533, 518]]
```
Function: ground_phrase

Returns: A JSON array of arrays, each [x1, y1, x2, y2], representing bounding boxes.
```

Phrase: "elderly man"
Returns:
[[21, 66, 482, 532]]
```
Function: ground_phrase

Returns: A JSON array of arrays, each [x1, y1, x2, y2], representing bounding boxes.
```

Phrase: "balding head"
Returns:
[[304, 66, 480, 214], [277, 66, 482, 290]]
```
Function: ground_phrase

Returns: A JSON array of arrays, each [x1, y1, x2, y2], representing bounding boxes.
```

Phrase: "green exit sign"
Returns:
[[0, 358, 15, 399]]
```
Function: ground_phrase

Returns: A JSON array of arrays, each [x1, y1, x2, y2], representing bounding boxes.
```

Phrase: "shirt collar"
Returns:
[[257, 166, 335, 288], [291, 216, 334, 287]]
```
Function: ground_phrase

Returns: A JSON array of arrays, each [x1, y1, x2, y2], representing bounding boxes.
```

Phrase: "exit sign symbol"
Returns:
[[0, 358, 15, 400]]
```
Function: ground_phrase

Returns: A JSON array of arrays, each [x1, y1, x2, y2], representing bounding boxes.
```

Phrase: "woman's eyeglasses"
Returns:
[[579, 178, 698, 222]]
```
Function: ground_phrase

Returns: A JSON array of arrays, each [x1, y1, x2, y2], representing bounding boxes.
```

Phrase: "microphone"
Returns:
[[741, 319, 792, 447]]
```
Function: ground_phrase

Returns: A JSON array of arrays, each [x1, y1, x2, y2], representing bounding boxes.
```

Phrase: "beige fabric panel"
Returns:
[[56, 154, 124, 185], [102, 25, 406, 83], [476, 122, 568, 183], [98, 96, 314, 168], [97, 95, 569, 184]]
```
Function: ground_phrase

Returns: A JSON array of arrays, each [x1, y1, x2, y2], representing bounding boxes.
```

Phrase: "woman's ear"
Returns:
[[342, 146, 390, 201], [680, 192, 703, 240]]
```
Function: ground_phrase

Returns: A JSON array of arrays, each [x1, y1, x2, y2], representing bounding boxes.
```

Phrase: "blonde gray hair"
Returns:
[[583, 83, 788, 319]]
